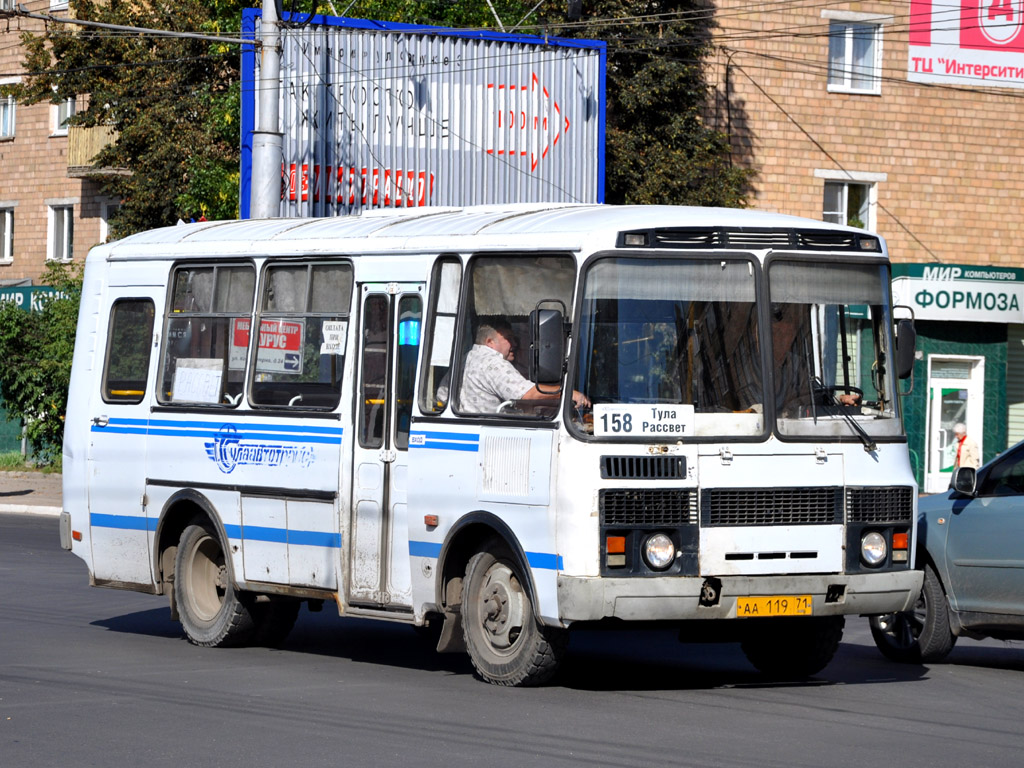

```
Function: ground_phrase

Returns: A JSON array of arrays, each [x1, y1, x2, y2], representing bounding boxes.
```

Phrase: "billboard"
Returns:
[[240, 11, 606, 217], [909, 0, 1024, 88]]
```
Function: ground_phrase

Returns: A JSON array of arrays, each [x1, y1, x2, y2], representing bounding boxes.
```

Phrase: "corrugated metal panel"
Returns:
[[247, 15, 605, 217], [1008, 324, 1024, 447]]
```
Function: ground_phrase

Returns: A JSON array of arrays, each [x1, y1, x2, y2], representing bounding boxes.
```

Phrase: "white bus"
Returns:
[[60, 204, 922, 686]]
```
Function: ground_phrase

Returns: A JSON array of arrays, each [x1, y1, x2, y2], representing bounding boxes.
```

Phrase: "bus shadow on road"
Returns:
[[91, 607, 939, 690]]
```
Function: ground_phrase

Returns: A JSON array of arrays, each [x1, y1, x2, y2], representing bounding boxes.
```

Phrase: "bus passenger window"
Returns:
[[418, 257, 461, 413], [102, 299, 155, 404], [158, 265, 254, 406], [249, 262, 352, 409]]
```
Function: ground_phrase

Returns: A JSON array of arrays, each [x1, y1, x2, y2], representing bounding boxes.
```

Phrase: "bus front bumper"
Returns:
[[556, 570, 923, 623]]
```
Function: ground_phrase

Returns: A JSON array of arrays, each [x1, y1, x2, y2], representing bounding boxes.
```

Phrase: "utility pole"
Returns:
[[250, 0, 283, 219]]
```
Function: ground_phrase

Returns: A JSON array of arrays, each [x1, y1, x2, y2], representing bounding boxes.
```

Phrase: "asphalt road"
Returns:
[[4, 511, 1024, 768]]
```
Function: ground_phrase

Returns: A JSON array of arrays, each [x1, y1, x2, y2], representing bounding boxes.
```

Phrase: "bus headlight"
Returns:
[[861, 532, 887, 567], [643, 533, 675, 570]]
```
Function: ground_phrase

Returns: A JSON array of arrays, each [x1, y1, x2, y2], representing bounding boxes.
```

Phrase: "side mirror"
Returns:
[[529, 308, 565, 385], [895, 319, 916, 380], [953, 466, 977, 496]]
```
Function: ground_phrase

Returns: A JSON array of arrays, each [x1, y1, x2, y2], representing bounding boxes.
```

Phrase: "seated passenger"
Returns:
[[459, 323, 590, 413]]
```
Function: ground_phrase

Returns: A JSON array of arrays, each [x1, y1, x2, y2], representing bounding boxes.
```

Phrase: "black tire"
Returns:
[[461, 544, 567, 686], [174, 522, 256, 647], [741, 616, 845, 678], [250, 597, 301, 648], [869, 563, 956, 664]]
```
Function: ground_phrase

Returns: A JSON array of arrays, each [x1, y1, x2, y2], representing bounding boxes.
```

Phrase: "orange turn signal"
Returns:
[[72, 530, 82, 542], [424, 515, 439, 528], [606, 536, 626, 554], [892, 533, 908, 550]]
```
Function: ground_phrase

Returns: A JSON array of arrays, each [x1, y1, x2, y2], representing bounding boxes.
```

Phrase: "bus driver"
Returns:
[[458, 323, 590, 413]]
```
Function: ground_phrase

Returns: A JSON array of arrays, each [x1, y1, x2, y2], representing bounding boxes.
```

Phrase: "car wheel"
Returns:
[[869, 563, 956, 664], [461, 542, 567, 686]]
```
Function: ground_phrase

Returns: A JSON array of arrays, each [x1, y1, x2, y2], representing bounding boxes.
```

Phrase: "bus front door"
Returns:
[[349, 284, 423, 608]]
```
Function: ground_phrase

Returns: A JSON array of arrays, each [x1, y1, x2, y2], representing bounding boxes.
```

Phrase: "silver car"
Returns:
[[870, 442, 1024, 662]]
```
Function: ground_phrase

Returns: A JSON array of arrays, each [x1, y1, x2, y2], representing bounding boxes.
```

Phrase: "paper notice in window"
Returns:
[[320, 321, 347, 355], [172, 359, 223, 404]]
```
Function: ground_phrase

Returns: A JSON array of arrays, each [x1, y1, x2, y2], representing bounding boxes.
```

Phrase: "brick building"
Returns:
[[0, 1, 115, 286], [708, 0, 1024, 490]]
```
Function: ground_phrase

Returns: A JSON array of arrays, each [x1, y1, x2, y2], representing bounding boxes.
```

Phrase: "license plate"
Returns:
[[736, 595, 813, 617]]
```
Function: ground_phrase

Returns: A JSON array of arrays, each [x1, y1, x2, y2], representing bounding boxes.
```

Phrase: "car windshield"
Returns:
[[767, 260, 902, 438]]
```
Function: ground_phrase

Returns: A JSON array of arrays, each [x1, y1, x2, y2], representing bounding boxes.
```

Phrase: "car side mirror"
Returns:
[[529, 308, 565, 385], [953, 466, 977, 496], [895, 319, 916, 380]]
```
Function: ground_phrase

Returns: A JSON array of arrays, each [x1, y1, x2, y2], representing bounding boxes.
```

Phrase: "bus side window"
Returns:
[[249, 262, 352, 410], [418, 257, 462, 414], [158, 265, 255, 406], [102, 299, 155, 404]]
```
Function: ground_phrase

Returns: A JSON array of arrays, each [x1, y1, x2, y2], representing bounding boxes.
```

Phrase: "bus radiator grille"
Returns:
[[599, 489, 697, 526], [845, 487, 914, 523], [701, 487, 843, 526]]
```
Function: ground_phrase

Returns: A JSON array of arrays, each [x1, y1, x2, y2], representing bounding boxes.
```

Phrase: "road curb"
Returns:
[[0, 504, 62, 517]]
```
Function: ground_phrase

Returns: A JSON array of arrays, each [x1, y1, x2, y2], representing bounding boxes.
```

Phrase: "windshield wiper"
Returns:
[[815, 377, 877, 453]]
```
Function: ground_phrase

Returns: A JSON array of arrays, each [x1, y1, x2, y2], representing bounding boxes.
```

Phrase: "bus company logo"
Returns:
[[204, 424, 316, 474]]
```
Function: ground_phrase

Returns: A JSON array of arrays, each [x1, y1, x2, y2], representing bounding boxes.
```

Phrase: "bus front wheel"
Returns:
[[741, 616, 844, 678], [174, 522, 256, 647], [461, 544, 566, 686]]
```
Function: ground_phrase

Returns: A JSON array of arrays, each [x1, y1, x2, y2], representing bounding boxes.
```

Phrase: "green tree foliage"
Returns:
[[556, 0, 752, 206], [18, 0, 246, 236], [0, 263, 83, 465]]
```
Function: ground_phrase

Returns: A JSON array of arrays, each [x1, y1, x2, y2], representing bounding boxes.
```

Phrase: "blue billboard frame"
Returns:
[[240, 9, 606, 218]]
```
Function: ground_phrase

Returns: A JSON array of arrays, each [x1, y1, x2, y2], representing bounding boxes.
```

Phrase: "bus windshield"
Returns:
[[767, 259, 901, 438], [571, 255, 902, 440], [572, 256, 765, 437]]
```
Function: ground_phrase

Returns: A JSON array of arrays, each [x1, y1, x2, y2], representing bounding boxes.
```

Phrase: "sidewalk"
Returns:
[[0, 471, 63, 516]]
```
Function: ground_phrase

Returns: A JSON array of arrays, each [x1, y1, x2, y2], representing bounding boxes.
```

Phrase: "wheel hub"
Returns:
[[478, 563, 526, 651]]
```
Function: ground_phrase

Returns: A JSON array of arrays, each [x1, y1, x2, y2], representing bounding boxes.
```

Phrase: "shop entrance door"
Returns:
[[924, 356, 984, 493]]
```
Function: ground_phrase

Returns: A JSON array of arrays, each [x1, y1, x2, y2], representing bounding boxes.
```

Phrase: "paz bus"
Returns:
[[60, 204, 922, 685]]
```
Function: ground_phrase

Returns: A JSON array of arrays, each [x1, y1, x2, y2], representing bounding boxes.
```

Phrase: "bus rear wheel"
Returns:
[[461, 545, 566, 686], [741, 616, 844, 679], [174, 522, 256, 647]]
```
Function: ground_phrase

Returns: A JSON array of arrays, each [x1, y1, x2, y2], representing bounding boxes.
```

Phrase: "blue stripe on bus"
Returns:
[[409, 540, 443, 558], [91, 418, 343, 444], [90, 516, 340, 548], [410, 431, 479, 442], [90, 513, 158, 532], [409, 540, 562, 570], [409, 431, 480, 452]]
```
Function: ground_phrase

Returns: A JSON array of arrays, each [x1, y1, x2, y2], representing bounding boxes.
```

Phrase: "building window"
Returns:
[[48, 205, 74, 261], [823, 181, 871, 229], [0, 208, 12, 263], [0, 0, 15, 11], [52, 95, 76, 136], [100, 200, 121, 243], [0, 94, 14, 139], [827, 21, 881, 93]]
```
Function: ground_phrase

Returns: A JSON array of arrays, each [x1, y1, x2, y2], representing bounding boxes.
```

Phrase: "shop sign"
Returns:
[[891, 263, 1024, 323]]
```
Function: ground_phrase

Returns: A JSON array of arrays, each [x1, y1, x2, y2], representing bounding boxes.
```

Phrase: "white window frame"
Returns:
[[47, 202, 75, 262], [99, 198, 121, 243], [823, 12, 892, 95], [49, 0, 69, 10], [51, 94, 76, 136], [0, 205, 13, 264], [814, 169, 886, 231], [0, 0, 16, 11], [0, 76, 19, 140]]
